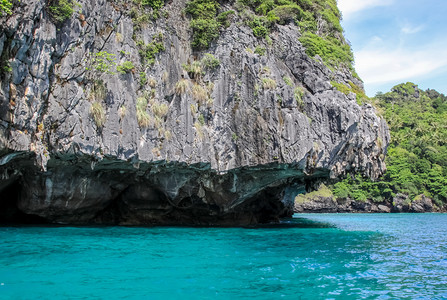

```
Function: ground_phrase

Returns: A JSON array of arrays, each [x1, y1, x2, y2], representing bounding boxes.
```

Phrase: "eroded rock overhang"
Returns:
[[0, 151, 334, 225], [0, 0, 390, 225]]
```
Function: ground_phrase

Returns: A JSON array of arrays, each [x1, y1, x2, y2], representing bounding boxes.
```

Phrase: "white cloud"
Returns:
[[338, 0, 393, 18], [400, 23, 425, 34], [355, 42, 447, 85]]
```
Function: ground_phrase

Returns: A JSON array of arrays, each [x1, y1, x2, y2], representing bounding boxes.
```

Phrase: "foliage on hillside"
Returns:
[[237, 0, 355, 72], [330, 80, 367, 105], [49, 0, 77, 22], [0, 0, 13, 16], [185, 0, 234, 49], [333, 83, 447, 206], [296, 184, 333, 203], [184, 0, 357, 75]]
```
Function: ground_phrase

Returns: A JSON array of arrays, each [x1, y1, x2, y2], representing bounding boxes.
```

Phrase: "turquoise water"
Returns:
[[1, 214, 446, 299]]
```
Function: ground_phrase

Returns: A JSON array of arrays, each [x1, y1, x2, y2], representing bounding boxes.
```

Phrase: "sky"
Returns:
[[337, 0, 447, 96]]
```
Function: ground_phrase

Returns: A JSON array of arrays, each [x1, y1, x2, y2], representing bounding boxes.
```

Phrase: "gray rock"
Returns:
[[294, 193, 436, 214], [0, 0, 389, 225], [294, 195, 338, 213], [392, 193, 410, 212], [410, 195, 433, 213], [377, 204, 391, 213]]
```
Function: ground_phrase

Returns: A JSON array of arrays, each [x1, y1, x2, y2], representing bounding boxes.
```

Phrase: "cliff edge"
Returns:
[[0, 0, 389, 225]]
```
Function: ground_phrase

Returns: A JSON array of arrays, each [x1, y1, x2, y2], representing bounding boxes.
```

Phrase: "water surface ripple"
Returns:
[[0, 214, 446, 299]]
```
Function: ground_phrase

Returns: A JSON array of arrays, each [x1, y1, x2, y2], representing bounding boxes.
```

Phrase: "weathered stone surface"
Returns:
[[377, 205, 391, 213], [392, 193, 410, 213], [294, 189, 439, 214], [0, 0, 389, 225], [411, 195, 433, 213], [391, 194, 435, 213], [294, 195, 338, 213]]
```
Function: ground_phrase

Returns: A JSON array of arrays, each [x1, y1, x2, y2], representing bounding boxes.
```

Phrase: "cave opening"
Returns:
[[0, 180, 47, 225]]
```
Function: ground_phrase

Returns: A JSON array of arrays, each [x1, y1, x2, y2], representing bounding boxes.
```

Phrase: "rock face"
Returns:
[[294, 196, 394, 213], [0, 0, 389, 225], [392, 194, 435, 213], [294, 191, 439, 213]]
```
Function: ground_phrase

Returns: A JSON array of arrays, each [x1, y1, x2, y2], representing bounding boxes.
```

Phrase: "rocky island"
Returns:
[[0, 0, 389, 225]]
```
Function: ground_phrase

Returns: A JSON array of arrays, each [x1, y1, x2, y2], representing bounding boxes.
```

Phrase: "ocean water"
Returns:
[[1, 214, 446, 299]]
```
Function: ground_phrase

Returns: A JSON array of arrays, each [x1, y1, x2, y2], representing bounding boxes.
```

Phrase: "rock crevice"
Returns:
[[0, 0, 389, 225]]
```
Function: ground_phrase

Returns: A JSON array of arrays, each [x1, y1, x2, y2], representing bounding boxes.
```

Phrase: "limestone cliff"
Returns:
[[0, 0, 389, 225]]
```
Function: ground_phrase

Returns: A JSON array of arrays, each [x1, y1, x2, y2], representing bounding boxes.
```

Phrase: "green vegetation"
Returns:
[[189, 18, 220, 49], [331, 80, 368, 105], [181, 0, 356, 76], [283, 76, 293, 87], [183, 53, 220, 78], [117, 61, 135, 74], [201, 53, 220, 70], [49, 0, 78, 22], [136, 33, 165, 66], [320, 2, 342, 33], [232, 132, 238, 141], [0, 0, 12, 16], [2, 61, 12, 73], [333, 83, 447, 206], [130, 0, 166, 66], [295, 184, 333, 203], [330, 80, 350, 95], [182, 0, 357, 76], [136, 96, 148, 111], [131, 0, 165, 23], [198, 113, 205, 126], [234, 0, 358, 75], [268, 4, 303, 25], [391, 81, 416, 96], [294, 86, 304, 108], [298, 10, 317, 32], [183, 61, 203, 78], [254, 46, 266, 56], [240, 0, 343, 40], [301, 33, 353, 71], [87, 52, 137, 77], [248, 16, 269, 38], [261, 77, 276, 90], [139, 72, 147, 86], [134, 0, 164, 11], [185, 0, 220, 49], [131, 9, 151, 31], [332, 174, 378, 202], [88, 51, 117, 75], [240, 0, 306, 36], [216, 10, 235, 27], [185, 0, 234, 49], [348, 81, 368, 105]]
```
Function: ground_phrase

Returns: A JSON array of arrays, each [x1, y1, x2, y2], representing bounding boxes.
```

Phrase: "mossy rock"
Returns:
[[295, 184, 334, 204]]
